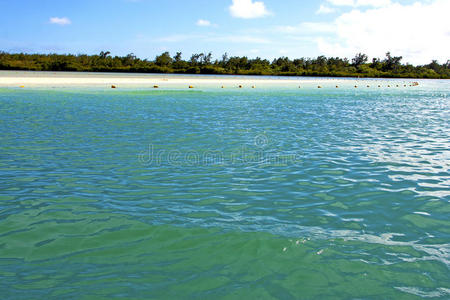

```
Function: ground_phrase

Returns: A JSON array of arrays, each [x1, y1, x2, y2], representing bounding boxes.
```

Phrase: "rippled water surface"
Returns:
[[0, 81, 449, 299]]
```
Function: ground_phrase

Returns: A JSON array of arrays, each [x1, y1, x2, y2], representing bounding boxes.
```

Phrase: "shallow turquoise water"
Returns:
[[0, 81, 449, 299]]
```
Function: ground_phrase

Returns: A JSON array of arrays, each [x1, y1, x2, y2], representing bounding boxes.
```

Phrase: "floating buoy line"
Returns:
[[104, 81, 419, 90]]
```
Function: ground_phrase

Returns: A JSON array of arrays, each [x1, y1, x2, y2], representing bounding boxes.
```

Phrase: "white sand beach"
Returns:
[[0, 70, 419, 89]]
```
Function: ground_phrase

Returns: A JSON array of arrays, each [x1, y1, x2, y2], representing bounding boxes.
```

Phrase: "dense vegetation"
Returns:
[[1, 51, 449, 79]]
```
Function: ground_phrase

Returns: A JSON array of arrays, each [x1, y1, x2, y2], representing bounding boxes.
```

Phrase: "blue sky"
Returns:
[[1, 0, 449, 65]]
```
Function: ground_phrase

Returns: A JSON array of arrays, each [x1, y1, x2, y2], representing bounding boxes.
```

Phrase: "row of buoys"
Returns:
[[308, 84, 418, 89], [16, 83, 418, 90], [150, 84, 251, 89], [107, 82, 419, 89]]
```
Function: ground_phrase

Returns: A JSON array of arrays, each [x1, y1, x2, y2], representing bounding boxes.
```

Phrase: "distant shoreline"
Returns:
[[1, 52, 448, 79], [0, 70, 427, 89], [2, 69, 446, 80], [1, 68, 447, 80]]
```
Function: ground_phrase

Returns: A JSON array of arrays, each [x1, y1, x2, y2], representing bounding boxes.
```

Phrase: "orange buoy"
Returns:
[[354, 85, 358, 88], [238, 85, 243, 88], [336, 85, 339, 88], [153, 85, 159, 88], [221, 85, 225, 88], [189, 85, 194, 89], [252, 85, 255, 88], [19, 85, 24, 88], [111, 85, 117, 89], [318, 85, 322, 88]]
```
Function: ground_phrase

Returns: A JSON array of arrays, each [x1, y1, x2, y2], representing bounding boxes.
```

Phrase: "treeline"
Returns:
[[1, 51, 449, 79]]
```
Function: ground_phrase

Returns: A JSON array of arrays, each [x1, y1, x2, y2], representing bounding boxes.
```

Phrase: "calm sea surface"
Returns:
[[0, 80, 449, 299]]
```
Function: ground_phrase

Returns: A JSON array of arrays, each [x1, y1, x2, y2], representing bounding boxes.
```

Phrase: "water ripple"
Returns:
[[0, 82, 449, 298]]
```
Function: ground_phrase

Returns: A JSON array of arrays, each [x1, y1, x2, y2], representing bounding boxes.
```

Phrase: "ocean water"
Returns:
[[0, 80, 449, 299]]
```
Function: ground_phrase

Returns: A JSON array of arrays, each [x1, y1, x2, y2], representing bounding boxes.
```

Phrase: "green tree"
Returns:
[[370, 57, 381, 69], [99, 51, 111, 59], [352, 53, 368, 67], [383, 52, 402, 71], [155, 51, 173, 67], [221, 53, 229, 65], [201, 52, 212, 65], [173, 52, 182, 62], [0, 50, 448, 79], [190, 53, 201, 65]]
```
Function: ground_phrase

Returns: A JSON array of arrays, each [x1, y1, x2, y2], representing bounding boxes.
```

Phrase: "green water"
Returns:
[[0, 81, 449, 299]]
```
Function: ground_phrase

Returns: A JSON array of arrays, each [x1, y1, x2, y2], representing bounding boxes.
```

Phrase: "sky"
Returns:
[[1, 0, 449, 65]]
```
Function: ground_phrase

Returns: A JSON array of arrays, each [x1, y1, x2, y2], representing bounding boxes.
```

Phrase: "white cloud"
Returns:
[[196, 19, 212, 27], [316, 0, 450, 64], [49, 17, 71, 26], [209, 35, 270, 44], [275, 25, 299, 34], [354, 0, 391, 7], [155, 33, 269, 44], [156, 34, 204, 43], [327, 0, 355, 6], [327, 0, 391, 7], [316, 5, 336, 14], [276, 22, 336, 34], [229, 0, 270, 19]]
